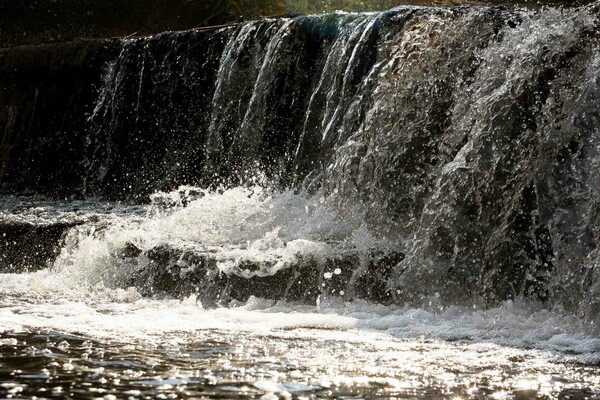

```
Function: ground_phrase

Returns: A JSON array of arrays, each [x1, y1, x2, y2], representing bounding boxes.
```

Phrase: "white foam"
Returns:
[[2, 186, 598, 365], [50, 185, 394, 287], [1, 272, 599, 364]]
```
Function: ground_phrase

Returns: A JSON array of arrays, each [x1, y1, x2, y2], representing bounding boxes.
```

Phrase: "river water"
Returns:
[[3, 3, 600, 399], [2, 276, 600, 399], [1, 190, 599, 399], [2, 282, 600, 399]]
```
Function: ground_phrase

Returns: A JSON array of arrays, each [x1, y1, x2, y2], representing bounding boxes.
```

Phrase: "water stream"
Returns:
[[2, 4, 600, 399]]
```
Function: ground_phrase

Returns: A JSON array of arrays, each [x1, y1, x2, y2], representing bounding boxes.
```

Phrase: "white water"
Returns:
[[1, 274, 600, 399], [1, 271, 599, 362], [38, 184, 393, 290], [1, 186, 599, 366], [1, 188, 600, 399]]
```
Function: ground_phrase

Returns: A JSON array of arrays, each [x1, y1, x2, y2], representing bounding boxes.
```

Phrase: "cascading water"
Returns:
[[2, 4, 600, 399]]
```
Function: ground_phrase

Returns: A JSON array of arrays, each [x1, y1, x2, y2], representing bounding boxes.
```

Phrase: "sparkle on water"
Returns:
[[2, 186, 600, 399], [3, 2, 600, 398], [2, 256, 600, 399]]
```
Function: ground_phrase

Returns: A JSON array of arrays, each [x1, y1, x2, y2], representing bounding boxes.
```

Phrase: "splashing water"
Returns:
[[3, 3, 600, 399], [2, 185, 600, 399]]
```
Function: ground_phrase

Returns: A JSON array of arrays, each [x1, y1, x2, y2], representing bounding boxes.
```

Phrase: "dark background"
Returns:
[[0, 0, 285, 48], [0, 0, 585, 48]]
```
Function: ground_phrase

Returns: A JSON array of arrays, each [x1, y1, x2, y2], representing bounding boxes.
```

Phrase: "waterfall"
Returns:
[[1, 4, 600, 322]]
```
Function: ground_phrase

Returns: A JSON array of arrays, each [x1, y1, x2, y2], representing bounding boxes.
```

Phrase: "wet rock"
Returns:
[[117, 242, 143, 259], [125, 243, 405, 306], [0, 222, 77, 272]]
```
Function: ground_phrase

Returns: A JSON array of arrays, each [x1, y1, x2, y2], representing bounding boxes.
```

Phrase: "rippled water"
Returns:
[[4, 330, 600, 400], [2, 284, 600, 399]]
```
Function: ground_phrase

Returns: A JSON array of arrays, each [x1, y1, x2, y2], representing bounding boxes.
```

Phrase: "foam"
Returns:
[[1, 273, 599, 364], [1, 186, 599, 364], [49, 185, 395, 288]]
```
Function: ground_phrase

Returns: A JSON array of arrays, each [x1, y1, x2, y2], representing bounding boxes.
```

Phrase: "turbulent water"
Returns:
[[2, 3, 600, 399]]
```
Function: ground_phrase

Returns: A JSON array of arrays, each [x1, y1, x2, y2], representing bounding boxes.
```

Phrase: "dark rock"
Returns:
[[123, 243, 405, 306], [0, 222, 77, 273], [117, 242, 143, 259]]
